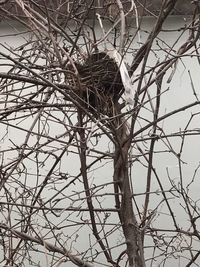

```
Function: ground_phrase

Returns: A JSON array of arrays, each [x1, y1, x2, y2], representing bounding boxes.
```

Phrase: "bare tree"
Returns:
[[0, 0, 199, 267]]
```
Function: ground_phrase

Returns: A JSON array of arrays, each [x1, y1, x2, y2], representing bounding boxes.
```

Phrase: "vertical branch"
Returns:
[[115, 0, 126, 54], [113, 116, 145, 267], [77, 109, 116, 266], [141, 73, 162, 236], [130, 0, 178, 75]]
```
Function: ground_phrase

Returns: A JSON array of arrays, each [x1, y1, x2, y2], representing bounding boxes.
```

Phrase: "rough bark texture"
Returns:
[[112, 111, 145, 267]]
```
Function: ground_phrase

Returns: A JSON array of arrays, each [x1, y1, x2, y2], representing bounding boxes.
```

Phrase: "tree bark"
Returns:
[[113, 116, 145, 267]]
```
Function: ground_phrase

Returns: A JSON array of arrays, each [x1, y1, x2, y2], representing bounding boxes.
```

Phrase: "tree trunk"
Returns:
[[113, 116, 145, 267]]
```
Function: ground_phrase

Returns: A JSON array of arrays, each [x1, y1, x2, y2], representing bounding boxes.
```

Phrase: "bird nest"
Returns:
[[67, 52, 124, 116]]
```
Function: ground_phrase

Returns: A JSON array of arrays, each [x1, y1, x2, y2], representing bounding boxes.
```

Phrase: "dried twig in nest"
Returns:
[[70, 52, 124, 116]]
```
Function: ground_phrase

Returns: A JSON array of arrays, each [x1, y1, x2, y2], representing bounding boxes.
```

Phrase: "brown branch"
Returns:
[[113, 116, 145, 267], [140, 78, 162, 239], [130, 0, 178, 75], [77, 108, 116, 266], [132, 100, 200, 139], [0, 223, 95, 267]]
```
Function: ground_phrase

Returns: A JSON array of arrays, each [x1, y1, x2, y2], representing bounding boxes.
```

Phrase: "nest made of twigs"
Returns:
[[68, 52, 124, 116]]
